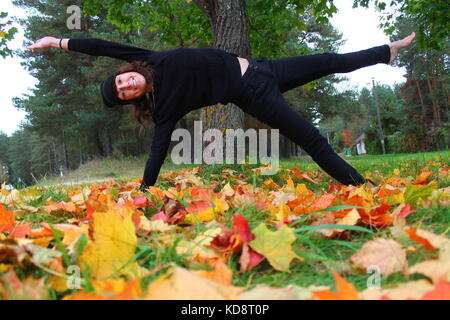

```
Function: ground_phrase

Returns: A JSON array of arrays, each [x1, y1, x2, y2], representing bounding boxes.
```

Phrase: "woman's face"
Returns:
[[115, 71, 148, 100]]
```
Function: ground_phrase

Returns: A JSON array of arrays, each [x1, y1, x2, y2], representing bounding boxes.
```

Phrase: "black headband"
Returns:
[[100, 71, 152, 109]]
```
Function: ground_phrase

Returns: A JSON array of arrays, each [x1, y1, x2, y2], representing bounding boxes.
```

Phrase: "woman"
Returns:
[[27, 32, 416, 191]]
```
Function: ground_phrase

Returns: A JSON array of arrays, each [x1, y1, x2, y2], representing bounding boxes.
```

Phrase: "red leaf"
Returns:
[[328, 181, 341, 193], [152, 211, 169, 222], [9, 223, 32, 238], [399, 204, 416, 218], [133, 196, 149, 208], [232, 214, 254, 243], [239, 243, 264, 272]]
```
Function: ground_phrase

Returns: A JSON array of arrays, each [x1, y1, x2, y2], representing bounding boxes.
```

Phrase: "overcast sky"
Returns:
[[0, 0, 407, 137]]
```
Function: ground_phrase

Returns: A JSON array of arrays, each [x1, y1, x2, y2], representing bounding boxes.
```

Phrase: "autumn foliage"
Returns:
[[0, 161, 449, 300]]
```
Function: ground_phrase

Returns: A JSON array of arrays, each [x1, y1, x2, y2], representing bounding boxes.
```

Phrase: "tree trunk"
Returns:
[[415, 79, 426, 117], [94, 129, 105, 157], [51, 141, 58, 175], [62, 131, 69, 171], [426, 76, 441, 125], [439, 55, 450, 122], [194, 0, 250, 164], [104, 128, 113, 157]]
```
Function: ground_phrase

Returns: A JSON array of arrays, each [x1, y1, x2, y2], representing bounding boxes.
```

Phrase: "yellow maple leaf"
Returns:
[[249, 224, 303, 272], [78, 202, 139, 280], [267, 202, 291, 223], [176, 228, 222, 261]]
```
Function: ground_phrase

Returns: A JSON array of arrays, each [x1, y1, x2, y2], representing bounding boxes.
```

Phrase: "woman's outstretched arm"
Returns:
[[27, 36, 69, 50], [27, 36, 153, 62], [139, 118, 178, 191]]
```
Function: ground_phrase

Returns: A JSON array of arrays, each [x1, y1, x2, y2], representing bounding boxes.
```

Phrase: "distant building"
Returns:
[[353, 133, 367, 155]]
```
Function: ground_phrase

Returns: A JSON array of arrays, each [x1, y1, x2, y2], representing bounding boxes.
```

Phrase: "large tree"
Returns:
[[82, 0, 339, 162]]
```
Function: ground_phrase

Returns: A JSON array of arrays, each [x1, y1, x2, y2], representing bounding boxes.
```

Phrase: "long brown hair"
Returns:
[[116, 60, 155, 125]]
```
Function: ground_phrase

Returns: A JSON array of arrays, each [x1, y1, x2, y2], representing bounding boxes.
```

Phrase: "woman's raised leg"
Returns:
[[269, 45, 391, 93], [268, 32, 415, 93]]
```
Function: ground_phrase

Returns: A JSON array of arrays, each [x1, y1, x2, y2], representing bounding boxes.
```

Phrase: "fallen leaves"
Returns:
[[0, 163, 448, 300], [0, 269, 49, 300], [349, 238, 408, 276]]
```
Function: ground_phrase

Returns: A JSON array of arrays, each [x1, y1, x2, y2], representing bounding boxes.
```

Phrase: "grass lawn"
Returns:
[[1, 150, 448, 299]]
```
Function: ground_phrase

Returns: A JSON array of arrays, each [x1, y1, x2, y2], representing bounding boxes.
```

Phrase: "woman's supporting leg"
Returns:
[[245, 90, 366, 186], [269, 45, 390, 93]]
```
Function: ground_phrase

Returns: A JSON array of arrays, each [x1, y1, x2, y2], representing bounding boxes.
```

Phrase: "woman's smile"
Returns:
[[115, 71, 147, 100]]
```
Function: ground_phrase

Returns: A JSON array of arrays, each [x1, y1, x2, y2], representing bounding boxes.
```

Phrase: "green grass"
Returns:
[[36, 150, 449, 189]]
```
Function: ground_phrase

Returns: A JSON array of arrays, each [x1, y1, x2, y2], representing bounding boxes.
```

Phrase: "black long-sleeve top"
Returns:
[[68, 38, 243, 188]]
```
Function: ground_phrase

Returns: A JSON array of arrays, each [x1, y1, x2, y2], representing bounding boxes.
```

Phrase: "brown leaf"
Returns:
[[349, 238, 407, 276]]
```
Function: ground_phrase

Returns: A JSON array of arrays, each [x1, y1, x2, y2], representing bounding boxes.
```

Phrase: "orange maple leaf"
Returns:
[[64, 279, 142, 300], [421, 281, 450, 300], [306, 193, 335, 214], [360, 203, 394, 227], [0, 204, 14, 233], [312, 270, 359, 300], [412, 169, 432, 185], [406, 227, 436, 252], [42, 201, 77, 214]]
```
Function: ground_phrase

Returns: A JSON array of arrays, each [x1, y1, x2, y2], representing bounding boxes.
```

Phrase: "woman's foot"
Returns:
[[388, 32, 416, 64]]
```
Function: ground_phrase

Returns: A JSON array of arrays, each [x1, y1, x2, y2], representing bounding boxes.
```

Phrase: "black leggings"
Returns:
[[232, 45, 391, 185]]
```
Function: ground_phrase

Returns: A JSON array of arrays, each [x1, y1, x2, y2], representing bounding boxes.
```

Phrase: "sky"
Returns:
[[0, 0, 407, 137]]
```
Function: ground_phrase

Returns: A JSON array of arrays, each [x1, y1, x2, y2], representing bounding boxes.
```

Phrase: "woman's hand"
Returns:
[[27, 36, 59, 50]]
